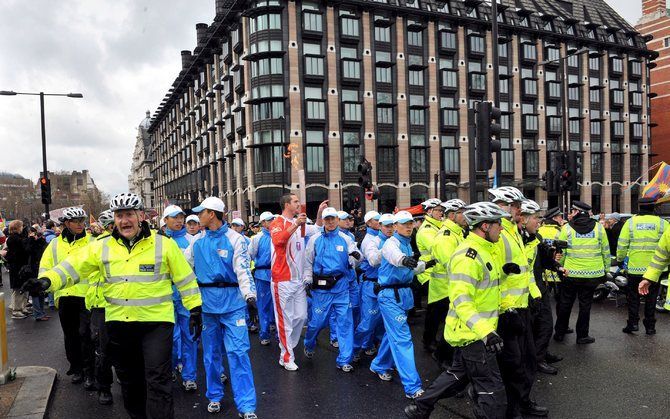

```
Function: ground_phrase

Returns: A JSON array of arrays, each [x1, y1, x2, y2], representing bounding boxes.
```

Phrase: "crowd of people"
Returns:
[[4, 186, 668, 419]]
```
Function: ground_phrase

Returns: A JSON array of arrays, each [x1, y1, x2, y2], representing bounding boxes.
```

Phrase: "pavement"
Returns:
[[2, 266, 670, 418]]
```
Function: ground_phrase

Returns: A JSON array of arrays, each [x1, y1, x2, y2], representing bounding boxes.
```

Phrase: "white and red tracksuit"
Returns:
[[270, 216, 318, 365]]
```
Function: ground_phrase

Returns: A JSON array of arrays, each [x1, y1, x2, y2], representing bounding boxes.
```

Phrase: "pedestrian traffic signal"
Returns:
[[475, 101, 502, 171], [40, 177, 51, 205], [357, 159, 372, 189], [565, 150, 579, 193]]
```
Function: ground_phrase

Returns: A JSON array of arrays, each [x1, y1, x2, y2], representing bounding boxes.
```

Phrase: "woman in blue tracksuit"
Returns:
[[248, 211, 277, 345], [162, 205, 199, 391], [191, 197, 258, 418], [303, 207, 360, 372], [370, 211, 429, 399]]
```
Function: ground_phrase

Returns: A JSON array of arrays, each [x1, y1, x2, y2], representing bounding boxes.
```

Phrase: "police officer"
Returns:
[[639, 219, 670, 315], [353, 210, 384, 359], [521, 201, 565, 376], [249, 211, 277, 345], [489, 187, 546, 418], [86, 210, 115, 405], [555, 201, 610, 344], [416, 199, 444, 352], [38, 207, 94, 389], [23, 193, 203, 419], [404, 202, 508, 419], [303, 207, 360, 372], [191, 197, 257, 418], [425, 198, 467, 369], [617, 197, 668, 335], [370, 211, 430, 400]]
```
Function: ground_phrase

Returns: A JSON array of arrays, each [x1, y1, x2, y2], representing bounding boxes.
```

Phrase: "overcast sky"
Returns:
[[0, 0, 643, 197]]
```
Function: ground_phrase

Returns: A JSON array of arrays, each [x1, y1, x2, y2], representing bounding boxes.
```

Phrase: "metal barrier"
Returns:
[[0, 292, 13, 384]]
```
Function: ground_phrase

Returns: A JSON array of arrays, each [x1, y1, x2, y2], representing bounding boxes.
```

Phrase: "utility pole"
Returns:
[[492, 0, 502, 186]]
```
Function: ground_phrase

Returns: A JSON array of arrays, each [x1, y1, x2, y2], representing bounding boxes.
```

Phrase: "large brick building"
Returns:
[[637, 0, 669, 165], [147, 0, 655, 220]]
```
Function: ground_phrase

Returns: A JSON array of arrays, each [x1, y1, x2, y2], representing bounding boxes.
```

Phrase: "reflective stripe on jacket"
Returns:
[[416, 216, 442, 284], [428, 219, 464, 304], [559, 223, 610, 278], [617, 215, 668, 274], [39, 233, 91, 305]]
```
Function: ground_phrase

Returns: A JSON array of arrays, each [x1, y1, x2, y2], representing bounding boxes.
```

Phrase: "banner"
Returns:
[[641, 162, 670, 203]]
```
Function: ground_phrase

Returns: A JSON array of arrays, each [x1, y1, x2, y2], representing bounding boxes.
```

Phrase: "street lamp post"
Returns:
[[0, 90, 83, 219], [538, 48, 591, 213]]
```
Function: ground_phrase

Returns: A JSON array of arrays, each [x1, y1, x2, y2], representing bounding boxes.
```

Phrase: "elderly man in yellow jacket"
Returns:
[[23, 193, 202, 419]]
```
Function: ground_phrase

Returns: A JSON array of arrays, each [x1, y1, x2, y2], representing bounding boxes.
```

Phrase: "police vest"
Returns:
[[560, 223, 609, 279], [617, 215, 667, 275], [39, 233, 91, 305]]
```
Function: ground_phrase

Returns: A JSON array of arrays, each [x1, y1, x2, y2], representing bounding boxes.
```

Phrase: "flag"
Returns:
[[641, 162, 670, 203]]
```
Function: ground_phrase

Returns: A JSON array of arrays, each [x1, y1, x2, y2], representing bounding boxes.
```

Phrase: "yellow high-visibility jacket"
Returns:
[[428, 219, 464, 304], [617, 215, 669, 275], [416, 216, 442, 285], [444, 233, 502, 347], [495, 218, 541, 311], [39, 232, 91, 306], [643, 228, 670, 310], [42, 226, 201, 323], [538, 223, 561, 283], [558, 222, 610, 279], [85, 232, 111, 310]]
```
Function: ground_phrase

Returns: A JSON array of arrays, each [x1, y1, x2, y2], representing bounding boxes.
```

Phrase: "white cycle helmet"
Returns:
[[422, 198, 443, 211], [488, 186, 525, 204], [60, 207, 87, 222], [463, 202, 510, 226], [520, 199, 541, 215], [98, 210, 115, 227], [110, 193, 143, 212], [441, 199, 467, 212]]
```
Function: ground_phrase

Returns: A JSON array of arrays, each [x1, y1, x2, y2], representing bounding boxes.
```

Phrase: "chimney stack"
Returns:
[[196, 23, 209, 46], [181, 50, 192, 70], [215, 0, 226, 16]]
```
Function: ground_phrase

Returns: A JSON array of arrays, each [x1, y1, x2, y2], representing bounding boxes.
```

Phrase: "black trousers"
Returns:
[[554, 278, 599, 338], [497, 309, 536, 418], [58, 296, 94, 377], [626, 274, 660, 328], [107, 321, 174, 419], [532, 282, 554, 362], [90, 308, 113, 391], [422, 297, 454, 365], [411, 278, 427, 309], [415, 340, 506, 419]]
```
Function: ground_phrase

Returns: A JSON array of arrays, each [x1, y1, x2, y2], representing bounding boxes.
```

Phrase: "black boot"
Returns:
[[576, 336, 595, 344], [404, 403, 429, 419], [71, 373, 83, 384], [545, 352, 563, 363], [644, 319, 656, 335], [521, 401, 549, 417], [622, 323, 639, 334], [83, 376, 96, 390], [537, 361, 558, 375], [98, 389, 113, 405]]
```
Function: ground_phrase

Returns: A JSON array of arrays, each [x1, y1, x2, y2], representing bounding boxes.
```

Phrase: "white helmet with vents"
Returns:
[[98, 210, 114, 227], [520, 199, 541, 215], [421, 198, 443, 211], [440, 199, 467, 212], [110, 193, 143, 212], [463, 202, 510, 226], [59, 207, 87, 222], [488, 186, 525, 204]]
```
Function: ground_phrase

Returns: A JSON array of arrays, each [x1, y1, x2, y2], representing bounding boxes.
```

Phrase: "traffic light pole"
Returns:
[[492, 0, 501, 187], [40, 92, 50, 219]]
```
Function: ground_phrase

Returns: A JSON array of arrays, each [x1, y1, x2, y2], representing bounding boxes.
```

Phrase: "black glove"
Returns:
[[502, 263, 521, 275], [20, 277, 51, 295], [401, 257, 419, 269], [246, 297, 258, 325], [189, 307, 202, 341], [484, 332, 504, 354], [529, 297, 542, 315], [349, 251, 361, 261], [424, 259, 437, 269]]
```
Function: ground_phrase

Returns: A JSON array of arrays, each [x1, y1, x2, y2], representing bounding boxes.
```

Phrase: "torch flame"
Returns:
[[284, 143, 301, 169]]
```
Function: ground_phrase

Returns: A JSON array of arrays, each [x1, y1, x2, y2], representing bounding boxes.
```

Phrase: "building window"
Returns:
[[341, 17, 359, 37], [567, 54, 579, 68], [441, 69, 457, 89], [410, 135, 428, 174], [441, 135, 459, 173], [374, 26, 390, 43], [378, 186, 397, 213], [611, 57, 623, 73], [589, 56, 600, 71], [253, 129, 283, 173], [302, 3, 322, 32], [342, 89, 361, 122], [630, 60, 642, 76], [590, 121, 601, 135], [377, 133, 397, 174], [249, 13, 281, 34], [523, 139, 538, 175], [407, 29, 423, 47], [342, 60, 360, 79], [252, 101, 284, 121], [250, 57, 283, 78], [305, 130, 325, 173], [469, 35, 485, 54], [409, 109, 425, 126], [376, 66, 392, 83], [440, 31, 456, 50], [342, 132, 360, 173], [305, 87, 325, 120], [522, 43, 537, 61], [377, 107, 393, 124], [546, 46, 560, 62], [409, 70, 424, 86]]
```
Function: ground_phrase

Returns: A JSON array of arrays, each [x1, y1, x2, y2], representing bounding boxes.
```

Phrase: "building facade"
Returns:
[[637, 0, 669, 165], [148, 0, 655, 220], [129, 111, 156, 211], [0, 172, 38, 220]]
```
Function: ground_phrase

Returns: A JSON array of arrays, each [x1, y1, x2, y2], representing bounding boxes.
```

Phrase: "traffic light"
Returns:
[[566, 150, 579, 193], [542, 170, 555, 193], [475, 101, 502, 171], [40, 176, 51, 205], [357, 159, 372, 189]]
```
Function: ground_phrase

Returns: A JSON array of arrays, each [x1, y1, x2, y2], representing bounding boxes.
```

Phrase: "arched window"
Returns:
[[306, 186, 328, 218], [378, 186, 397, 213], [410, 185, 429, 206], [256, 187, 283, 215]]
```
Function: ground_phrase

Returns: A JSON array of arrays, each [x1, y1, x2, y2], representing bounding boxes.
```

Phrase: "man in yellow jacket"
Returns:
[[424, 198, 467, 368], [39, 207, 93, 389], [23, 193, 202, 419], [489, 187, 547, 418], [416, 198, 444, 351], [618, 197, 668, 335], [404, 202, 508, 419]]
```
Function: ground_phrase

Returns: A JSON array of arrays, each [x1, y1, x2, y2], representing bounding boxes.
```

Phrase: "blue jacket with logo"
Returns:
[[304, 227, 359, 294], [166, 227, 190, 305], [359, 228, 381, 279], [249, 228, 272, 282], [193, 223, 256, 314]]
